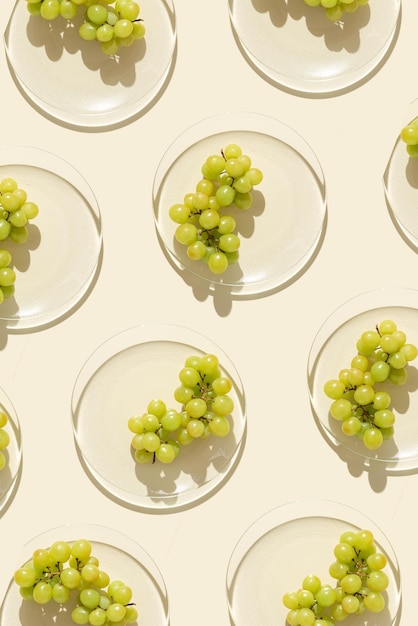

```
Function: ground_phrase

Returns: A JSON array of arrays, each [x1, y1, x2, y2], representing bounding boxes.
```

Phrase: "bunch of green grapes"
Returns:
[[324, 319, 418, 450], [303, 0, 369, 22], [14, 538, 138, 625], [25, 0, 145, 56], [169, 143, 263, 275], [0, 177, 39, 305], [0, 410, 10, 470], [128, 353, 234, 465], [283, 528, 389, 625], [400, 117, 418, 158]]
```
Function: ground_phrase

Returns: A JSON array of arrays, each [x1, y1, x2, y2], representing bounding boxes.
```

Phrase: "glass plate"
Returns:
[[226, 499, 401, 626], [153, 111, 326, 296], [4, 0, 176, 128], [383, 107, 418, 250], [308, 287, 418, 470], [0, 146, 102, 330], [0, 523, 169, 625], [71, 324, 246, 511], [0, 386, 22, 514], [228, 0, 400, 95]]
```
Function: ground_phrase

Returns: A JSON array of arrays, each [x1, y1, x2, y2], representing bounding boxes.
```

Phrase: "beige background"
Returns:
[[0, 0, 417, 624]]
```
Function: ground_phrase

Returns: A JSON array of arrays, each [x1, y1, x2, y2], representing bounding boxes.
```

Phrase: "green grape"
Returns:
[[223, 143, 242, 159], [106, 603, 126, 622], [40, 0, 60, 20], [219, 233, 240, 253], [185, 398, 207, 418], [60, 0, 78, 19], [363, 591, 385, 613], [86, 3, 108, 25], [79, 21, 98, 40], [88, 608, 107, 625], [81, 562, 100, 583], [283, 591, 299, 610], [61, 567, 81, 589], [208, 250, 228, 274], [114, 18, 133, 38], [125, 605, 139, 623], [119, 1, 140, 20], [298, 607, 316, 626], [72, 605, 91, 624], [367, 552, 387, 570], [14, 566, 37, 588], [187, 240, 207, 260], [363, 427, 383, 450], [80, 587, 101, 608], [52, 582, 71, 603], [96, 24, 115, 42], [215, 184, 235, 207], [71, 538, 92, 562], [169, 203, 190, 224], [315, 585, 337, 607], [175, 223, 198, 245], [185, 419, 204, 438], [33, 581, 53, 604], [208, 415, 230, 436], [329, 399, 352, 421], [160, 409, 181, 431], [49, 540, 72, 564]]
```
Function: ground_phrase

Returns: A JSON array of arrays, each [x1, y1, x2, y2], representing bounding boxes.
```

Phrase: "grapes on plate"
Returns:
[[128, 353, 234, 464], [324, 319, 418, 451], [25, 0, 146, 56], [283, 528, 389, 625], [0, 410, 10, 470], [400, 117, 418, 158], [303, 0, 370, 22], [169, 143, 263, 275], [0, 177, 39, 305], [13, 538, 139, 624]]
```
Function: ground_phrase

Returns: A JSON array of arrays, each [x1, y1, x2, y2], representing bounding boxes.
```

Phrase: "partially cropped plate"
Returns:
[[71, 324, 246, 511], [153, 111, 326, 296], [227, 500, 401, 626], [0, 523, 169, 625], [384, 109, 418, 250], [228, 0, 400, 95], [308, 287, 418, 470], [0, 386, 22, 515], [0, 146, 102, 330], [4, 0, 176, 128]]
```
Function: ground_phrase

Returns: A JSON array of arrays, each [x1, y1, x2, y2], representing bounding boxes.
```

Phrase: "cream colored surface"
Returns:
[[0, 0, 417, 624]]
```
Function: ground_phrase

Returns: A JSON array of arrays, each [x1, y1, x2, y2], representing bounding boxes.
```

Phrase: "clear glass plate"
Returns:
[[0, 523, 169, 625], [71, 324, 246, 511], [226, 499, 401, 626], [228, 0, 400, 95], [0, 146, 102, 330], [383, 106, 418, 250], [0, 386, 22, 514], [308, 287, 418, 470], [153, 111, 326, 296], [4, 0, 176, 128]]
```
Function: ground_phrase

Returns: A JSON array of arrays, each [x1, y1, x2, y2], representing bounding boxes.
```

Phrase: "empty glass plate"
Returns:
[[4, 0, 176, 128]]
